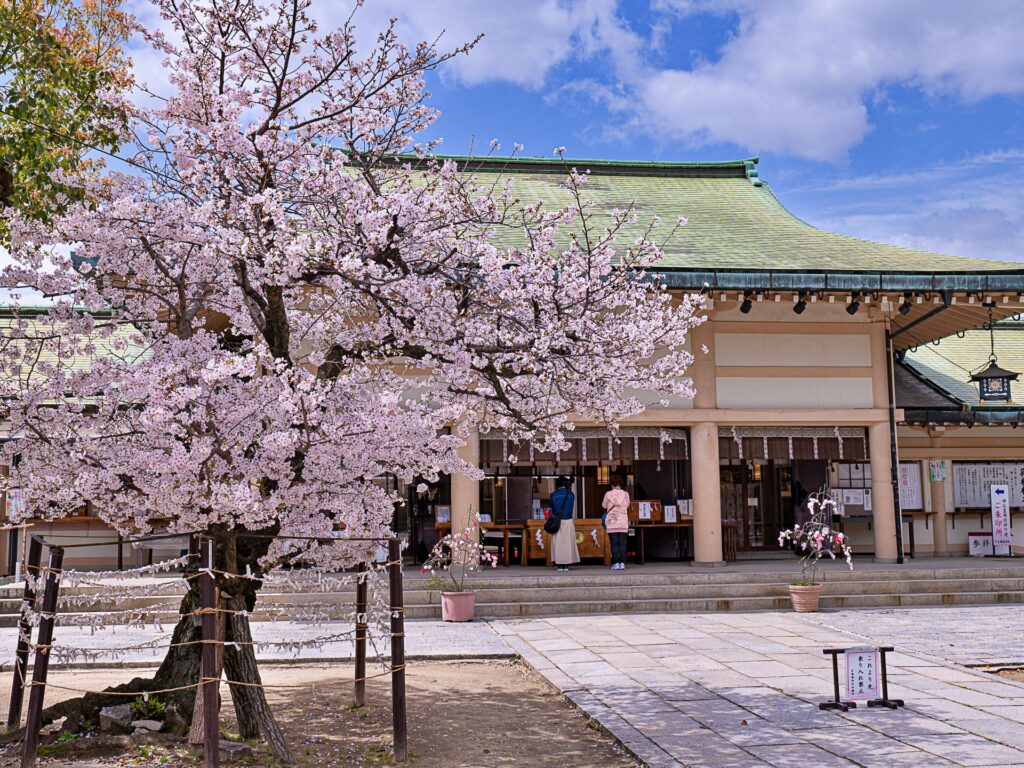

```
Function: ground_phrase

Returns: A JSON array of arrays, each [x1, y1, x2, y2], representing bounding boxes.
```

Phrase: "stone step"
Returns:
[[0, 586, 1018, 627], [403, 565, 1024, 590], [396, 576, 1024, 605], [2, 563, 1023, 598], [0, 573, 1019, 615], [424, 589, 1024, 619]]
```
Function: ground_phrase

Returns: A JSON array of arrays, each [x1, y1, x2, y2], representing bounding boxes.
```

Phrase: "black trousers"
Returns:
[[609, 532, 628, 565]]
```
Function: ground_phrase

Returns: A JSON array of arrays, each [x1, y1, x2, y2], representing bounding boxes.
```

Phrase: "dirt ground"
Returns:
[[998, 668, 1024, 684], [0, 661, 639, 768]]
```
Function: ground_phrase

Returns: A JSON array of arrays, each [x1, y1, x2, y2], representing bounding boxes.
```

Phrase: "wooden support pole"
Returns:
[[8, 537, 42, 730], [21, 545, 63, 768], [388, 539, 407, 762], [354, 561, 367, 708], [200, 536, 220, 768]]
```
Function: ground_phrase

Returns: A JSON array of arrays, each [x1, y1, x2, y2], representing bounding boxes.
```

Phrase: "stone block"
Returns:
[[220, 740, 255, 762], [99, 704, 132, 734]]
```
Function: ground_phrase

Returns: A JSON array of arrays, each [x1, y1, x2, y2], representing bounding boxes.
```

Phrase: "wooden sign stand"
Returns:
[[819, 649, 856, 711], [866, 647, 904, 709], [819, 646, 904, 711]]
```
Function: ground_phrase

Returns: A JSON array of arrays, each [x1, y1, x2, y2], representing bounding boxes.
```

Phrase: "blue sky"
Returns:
[[109, 0, 1024, 265], [323, 0, 1024, 263]]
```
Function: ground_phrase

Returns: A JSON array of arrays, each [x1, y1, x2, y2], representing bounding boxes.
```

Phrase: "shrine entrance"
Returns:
[[720, 460, 792, 550]]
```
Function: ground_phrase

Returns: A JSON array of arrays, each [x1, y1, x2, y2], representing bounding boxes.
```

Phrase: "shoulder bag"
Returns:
[[544, 490, 571, 535]]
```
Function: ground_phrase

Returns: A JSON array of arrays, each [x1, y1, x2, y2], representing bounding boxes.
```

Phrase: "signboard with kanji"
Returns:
[[954, 463, 1024, 508], [4, 488, 25, 519], [845, 647, 880, 701], [898, 463, 923, 510], [991, 484, 1012, 555]]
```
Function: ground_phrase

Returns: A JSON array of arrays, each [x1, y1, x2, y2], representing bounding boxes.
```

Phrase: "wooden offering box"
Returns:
[[524, 519, 610, 566], [628, 500, 664, 523]]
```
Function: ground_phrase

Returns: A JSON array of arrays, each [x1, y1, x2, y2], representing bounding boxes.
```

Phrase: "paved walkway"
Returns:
[[14, 604, 1024, 766], [0, 620, 511, 669], [803, 606, 1024, 667], [495, 610, 1024, 768]]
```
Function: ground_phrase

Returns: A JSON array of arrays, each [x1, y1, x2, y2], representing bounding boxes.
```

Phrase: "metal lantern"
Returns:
[[970, 309, 1019, 403]]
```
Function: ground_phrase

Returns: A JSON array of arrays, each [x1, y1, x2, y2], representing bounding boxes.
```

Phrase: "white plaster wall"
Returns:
[[626, 387, 695, 409], [714, 333, 872, 368], [716, 377, 875, 409]]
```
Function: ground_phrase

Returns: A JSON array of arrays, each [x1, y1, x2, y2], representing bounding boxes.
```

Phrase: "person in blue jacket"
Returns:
[[550, 476, 579, 571]]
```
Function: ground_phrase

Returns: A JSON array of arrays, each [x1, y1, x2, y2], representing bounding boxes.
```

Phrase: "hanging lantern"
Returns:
[[970, 308, 1019, 403]]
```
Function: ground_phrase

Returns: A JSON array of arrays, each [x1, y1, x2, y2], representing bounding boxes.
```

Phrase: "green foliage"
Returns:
[[130, 694, 165, 721], [0, 0, 132, 233]]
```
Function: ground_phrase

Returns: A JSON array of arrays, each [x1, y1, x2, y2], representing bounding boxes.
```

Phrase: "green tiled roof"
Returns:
[[903, 321, 1024, 406], [441, 155, 1021, 274]]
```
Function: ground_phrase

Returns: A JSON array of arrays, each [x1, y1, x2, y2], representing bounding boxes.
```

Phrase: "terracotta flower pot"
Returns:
[[440, 590, 476, 622], [788, 584, 822, 613]]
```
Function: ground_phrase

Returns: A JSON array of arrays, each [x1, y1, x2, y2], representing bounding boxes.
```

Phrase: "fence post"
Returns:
[[354, 561, 367, 708], [388, 539, 407, 762], [200, 536, 220, 768], [21, 545, 63, 768], [8, 537, 43, 730]]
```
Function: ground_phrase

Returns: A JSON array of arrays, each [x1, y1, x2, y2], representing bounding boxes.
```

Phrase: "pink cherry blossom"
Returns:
[[0, 0, 704, 578]]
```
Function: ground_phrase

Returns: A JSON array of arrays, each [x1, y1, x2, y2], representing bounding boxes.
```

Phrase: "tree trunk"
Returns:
[[19, 525, 286, 754], [223, 594, 294, 763], [6, 586, 205, 741]]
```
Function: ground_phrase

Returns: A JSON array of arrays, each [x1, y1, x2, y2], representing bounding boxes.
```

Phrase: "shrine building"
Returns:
[[5, 155, 1024, 571], [405, 156, 1024, 568]]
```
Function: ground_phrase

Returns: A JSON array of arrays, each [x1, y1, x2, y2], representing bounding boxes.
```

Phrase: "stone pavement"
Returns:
[[0, 620, 511, 669], [494, 611, 1024, 768], [802, 606, 1024, 667]]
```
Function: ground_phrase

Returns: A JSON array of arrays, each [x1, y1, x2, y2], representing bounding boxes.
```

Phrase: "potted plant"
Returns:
[[422, 511, 497, 621], [777, 491, 853, 612]]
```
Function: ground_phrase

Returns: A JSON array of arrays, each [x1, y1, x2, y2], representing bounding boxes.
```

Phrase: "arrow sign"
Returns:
[[991, 484, 1012, 554]]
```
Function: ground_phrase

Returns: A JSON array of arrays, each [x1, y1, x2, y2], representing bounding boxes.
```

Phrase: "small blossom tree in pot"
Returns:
[[422, 511, 497, 621], [777, 492, 853, 612]]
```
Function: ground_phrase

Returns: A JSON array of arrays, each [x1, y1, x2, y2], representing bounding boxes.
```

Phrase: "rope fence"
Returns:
[[9, 533, 409, 768]]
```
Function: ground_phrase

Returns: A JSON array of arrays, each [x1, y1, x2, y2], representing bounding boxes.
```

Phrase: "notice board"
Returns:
[[953, 463, 1024, 508]]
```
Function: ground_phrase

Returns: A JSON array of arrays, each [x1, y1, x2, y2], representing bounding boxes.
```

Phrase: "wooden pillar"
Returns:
[[8, 537, 43, 730], [199, 537, 220, 768], [388, 539, 408, 762], [929, 460, 950, 555], [869, 422, 899, 563], [691, 421, 724, 566], [21, 546, 63, 768], [450, 427, 480, 535], [354, 562, 368, 708]]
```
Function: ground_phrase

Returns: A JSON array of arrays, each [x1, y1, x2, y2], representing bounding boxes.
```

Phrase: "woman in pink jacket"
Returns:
[[602, 476, 631, 570]]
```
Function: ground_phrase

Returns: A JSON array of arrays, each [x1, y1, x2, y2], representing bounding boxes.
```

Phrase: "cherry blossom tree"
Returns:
[[0, 0, 704, 755]]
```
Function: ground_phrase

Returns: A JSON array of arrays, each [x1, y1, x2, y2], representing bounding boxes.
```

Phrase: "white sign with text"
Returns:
[[845, 647, 880, 702], [991, 484, 1012, 555]]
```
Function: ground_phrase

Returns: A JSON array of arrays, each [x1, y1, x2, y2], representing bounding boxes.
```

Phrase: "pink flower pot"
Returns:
[[788, 584, 822, 613], [440, 590, 476, 622]]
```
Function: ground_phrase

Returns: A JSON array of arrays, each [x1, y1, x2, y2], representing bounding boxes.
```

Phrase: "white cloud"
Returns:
[[626, 1, 1024, 162], [793, 151, 1024, 261], [352, 0, 644, 89], [120, 0, 1024, 162]]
